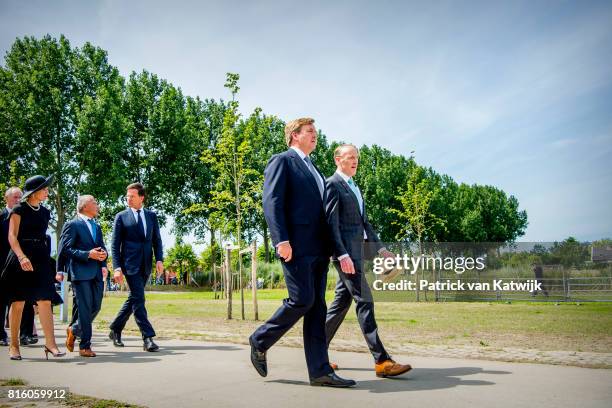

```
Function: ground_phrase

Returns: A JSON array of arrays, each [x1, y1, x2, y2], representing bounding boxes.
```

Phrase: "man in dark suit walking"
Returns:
[[57, 195, 108, 357], [1, 187, 22, 346], [109, 183, 164, 352], [324, 144, 411, 378], [249, 118, 355, 387]]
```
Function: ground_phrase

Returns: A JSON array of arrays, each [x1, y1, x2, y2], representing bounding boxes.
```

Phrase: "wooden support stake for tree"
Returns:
[[251, 241, 258, 320], [213, 265, 218, 300], [239, 251, 245, 320], [225, 248, 232, 319]]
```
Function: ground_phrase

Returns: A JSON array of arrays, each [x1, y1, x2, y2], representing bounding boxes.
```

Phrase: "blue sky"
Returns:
[[1, 0, 611, 246]]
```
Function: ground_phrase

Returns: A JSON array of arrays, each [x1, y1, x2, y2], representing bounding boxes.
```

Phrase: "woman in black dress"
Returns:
[[3, 175, 64, 360]]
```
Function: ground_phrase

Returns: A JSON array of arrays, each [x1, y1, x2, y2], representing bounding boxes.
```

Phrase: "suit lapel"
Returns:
[[124, 210, 136, 229], [125, 209, 145, 239], [335, 173, 364, 220], [76, 217, 96, 246], [144, 210, 152, 240], [312, 161, 328, 202], [288, 149, 323, 202]]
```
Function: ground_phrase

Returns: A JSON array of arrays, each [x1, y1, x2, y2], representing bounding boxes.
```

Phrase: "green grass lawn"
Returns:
[[88, 289, 612, 354]]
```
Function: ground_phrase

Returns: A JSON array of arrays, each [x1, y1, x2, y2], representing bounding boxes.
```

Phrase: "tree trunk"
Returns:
[[209, 226, 216, 273], [263, 225, 270, 263]]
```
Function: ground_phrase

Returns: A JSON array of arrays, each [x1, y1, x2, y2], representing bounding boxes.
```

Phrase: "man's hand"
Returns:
[[88, 247, 106, 261], [102, 267, 108, 281], [113, 268, 123, 284], [156, 261, 164, 275], [55, 272, 64, 282], [277, 242, 293, 262], [339, 256, 356, 274]]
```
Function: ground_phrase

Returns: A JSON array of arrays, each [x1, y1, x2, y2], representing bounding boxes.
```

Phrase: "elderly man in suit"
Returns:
[[248, 118, 355, 387], [324, 144, 411, 378], [109, 183, 164, 352], [57, 195, 108, 357], [1, 187, 23, 346]]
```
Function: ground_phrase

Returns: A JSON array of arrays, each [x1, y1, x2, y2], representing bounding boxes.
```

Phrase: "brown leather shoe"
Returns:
[[79, 348, 96, 357], [65, 327, 75, 352], [330, 362, 339, 370], [375, 359, 412, 378]]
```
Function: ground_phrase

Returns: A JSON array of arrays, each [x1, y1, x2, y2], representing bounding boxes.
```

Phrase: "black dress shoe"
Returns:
[[143, 337, 159, 352], [310, 373, 356, 388], [109, 331, 124, 347], [20, 336, 35, 346], [249, 336, 267, 377]]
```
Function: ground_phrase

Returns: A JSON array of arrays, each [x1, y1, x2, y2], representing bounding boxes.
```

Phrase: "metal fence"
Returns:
[[435, 276, 612, 302], [368, 268, 612, 303]]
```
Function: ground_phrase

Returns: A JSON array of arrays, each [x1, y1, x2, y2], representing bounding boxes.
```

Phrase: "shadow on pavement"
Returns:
[[18, 333, 241, 365], [267, 366, 509, 393]]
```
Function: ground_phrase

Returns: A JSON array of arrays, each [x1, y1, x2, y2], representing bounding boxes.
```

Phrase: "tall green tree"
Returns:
[[356, 145, 414, 242], [201, 73, 259, 246], [238, 109, 286, 260], [165, 239, 198, 284], [391, 166, 447, 251], [0, 35, 125, 241]]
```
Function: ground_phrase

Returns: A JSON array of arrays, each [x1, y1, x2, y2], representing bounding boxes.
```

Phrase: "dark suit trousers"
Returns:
[[71, 279, 103, 349], [109, 265, 155, 338], [250, 256, 333, 379], [325, 261, 390, 363], [69, 288, 78, 327]]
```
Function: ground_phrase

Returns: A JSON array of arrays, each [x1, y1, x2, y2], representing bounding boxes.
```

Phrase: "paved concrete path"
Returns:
[[1, 329, 611, 408]]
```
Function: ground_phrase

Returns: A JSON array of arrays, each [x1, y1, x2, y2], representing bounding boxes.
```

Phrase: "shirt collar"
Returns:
[[290, 146, 308, 160], [78, 213, 92, 222], [335, 169, 352, 184], [130, 207, 145, 215]]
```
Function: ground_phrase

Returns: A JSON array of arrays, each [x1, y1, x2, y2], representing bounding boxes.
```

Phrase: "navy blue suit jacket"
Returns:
[[111, 208, 163, 276], [325, 172, 383, 261], [263, 148, 332, 258], [57, 217, 107, 281]]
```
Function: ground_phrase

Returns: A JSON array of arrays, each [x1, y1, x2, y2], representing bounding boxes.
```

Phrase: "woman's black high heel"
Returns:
[[44, 346, 65, 359]]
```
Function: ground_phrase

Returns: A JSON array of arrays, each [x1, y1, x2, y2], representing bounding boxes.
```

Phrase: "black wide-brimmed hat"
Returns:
[[21, 174, 54, 201]]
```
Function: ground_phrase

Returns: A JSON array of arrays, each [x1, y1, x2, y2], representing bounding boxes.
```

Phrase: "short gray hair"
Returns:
[[77, 195, 95, 213], [4, 187, 22, 198], [333, 144, 359, 158]]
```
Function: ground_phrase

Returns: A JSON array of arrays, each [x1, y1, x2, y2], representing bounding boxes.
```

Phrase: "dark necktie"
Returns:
[[137, 209, 145, 237]]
